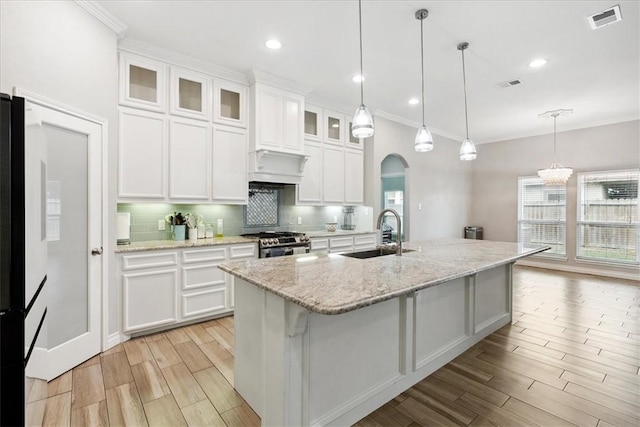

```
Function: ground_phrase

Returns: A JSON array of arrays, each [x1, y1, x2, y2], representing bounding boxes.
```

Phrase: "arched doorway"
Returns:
[[381, 154, 408, 242]]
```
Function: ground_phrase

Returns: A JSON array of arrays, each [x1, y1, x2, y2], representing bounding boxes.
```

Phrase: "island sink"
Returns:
[[340, 247, 415, 259]]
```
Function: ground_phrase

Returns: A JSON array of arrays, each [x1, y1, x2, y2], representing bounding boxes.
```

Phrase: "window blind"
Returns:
[[518, 176, 567, 257], [577, 169, 639, 264]]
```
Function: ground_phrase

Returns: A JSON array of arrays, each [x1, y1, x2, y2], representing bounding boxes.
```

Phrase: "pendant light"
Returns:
[[352, 0, 374, 139], [414, 9, 433, 152], [537, 109, 573, 186], [457, 42, 477, 161]]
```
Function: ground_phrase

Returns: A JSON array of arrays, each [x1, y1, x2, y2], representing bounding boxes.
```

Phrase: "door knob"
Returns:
[[91, 247, 103, 256]]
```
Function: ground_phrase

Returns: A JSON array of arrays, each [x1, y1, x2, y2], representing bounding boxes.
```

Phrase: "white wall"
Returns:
[[470, 120, 640, 279], [0, 1, 120, 341], [367, 116, 473, 241]]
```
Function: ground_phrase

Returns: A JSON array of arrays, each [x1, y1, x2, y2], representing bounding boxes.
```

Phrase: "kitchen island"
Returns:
[[219, 238, 548, 426]]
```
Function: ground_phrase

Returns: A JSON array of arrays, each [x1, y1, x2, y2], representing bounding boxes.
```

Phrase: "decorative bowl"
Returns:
[[326, 222, 337, 232]]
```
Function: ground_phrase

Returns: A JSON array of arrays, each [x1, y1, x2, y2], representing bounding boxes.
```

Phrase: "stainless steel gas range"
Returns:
[[241, 231, 310, 258]]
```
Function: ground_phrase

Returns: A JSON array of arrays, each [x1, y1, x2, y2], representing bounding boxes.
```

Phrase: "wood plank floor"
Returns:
[[25, 266, 639, 426]]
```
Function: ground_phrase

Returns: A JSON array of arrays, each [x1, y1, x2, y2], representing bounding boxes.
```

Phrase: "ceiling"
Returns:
[[97, 0, 639, 144]]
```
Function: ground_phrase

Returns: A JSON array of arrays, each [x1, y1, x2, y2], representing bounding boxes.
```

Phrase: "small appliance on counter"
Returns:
[[116, 212, 131, 245], [341, 207, 356, 230]]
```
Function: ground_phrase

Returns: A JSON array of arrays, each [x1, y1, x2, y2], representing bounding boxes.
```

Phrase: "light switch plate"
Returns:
[[158, 219, 165, 231], [297, 216, 302, 225]]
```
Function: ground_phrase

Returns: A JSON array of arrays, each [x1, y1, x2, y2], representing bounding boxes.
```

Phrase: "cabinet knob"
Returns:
[[91, 247, 103, 256]]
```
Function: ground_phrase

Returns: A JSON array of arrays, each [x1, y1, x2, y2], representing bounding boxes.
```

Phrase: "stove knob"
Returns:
[[270, 239, 277, 245], [263, 240, 270, 246]]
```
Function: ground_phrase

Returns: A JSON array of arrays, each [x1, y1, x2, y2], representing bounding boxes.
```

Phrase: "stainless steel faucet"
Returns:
[[376, 208, 402, 256]]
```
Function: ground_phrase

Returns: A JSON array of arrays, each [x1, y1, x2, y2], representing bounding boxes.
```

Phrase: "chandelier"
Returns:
[[537, 109, 573, 186]]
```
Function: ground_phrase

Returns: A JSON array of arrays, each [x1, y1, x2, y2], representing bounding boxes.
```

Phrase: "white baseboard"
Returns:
[[105, 332, 128, 351], [516, 259, 640, 282]]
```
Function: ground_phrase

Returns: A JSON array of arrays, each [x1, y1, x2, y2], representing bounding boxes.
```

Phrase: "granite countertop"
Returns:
[[115, 236, 257, 253], [219, 238, 549, 315], [305, 230, 377, 238]]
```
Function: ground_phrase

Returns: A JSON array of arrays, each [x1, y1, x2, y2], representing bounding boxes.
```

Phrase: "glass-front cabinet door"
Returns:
[[170, 67, 209, 120], [119, 53, 167, 112], [346, 120, 363, 149], [324, 110, 344, 145], [213, 80, 247, 128], [304, 104, 323, 141]]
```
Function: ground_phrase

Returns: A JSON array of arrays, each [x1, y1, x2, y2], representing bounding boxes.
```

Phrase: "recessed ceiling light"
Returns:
[[265, 39, 282, 50], [529, 58, 547, 68], [352, 74, 365, 83], [408, 97, 420, 105]]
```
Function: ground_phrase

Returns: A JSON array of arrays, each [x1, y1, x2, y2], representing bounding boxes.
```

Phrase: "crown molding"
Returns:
[[487, 116, 640, 145], [247, 69, 312, 95], [118, 39, 249, 85], [75, 1, 127, 38], [374, 110, 464, 142]]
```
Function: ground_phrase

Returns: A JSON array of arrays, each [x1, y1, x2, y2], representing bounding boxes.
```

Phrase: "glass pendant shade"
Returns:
[[459, 138, 477, 161], [352, 104, 374, 138], [537, 109, 573, 186], [538, 163, 573, 186], [414, 125, 433, 152]]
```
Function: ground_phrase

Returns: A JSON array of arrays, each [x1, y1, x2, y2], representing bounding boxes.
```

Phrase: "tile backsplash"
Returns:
[[117, 203, 374, 242]]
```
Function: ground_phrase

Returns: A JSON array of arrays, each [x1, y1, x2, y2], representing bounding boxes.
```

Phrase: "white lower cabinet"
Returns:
[[310, 233, 377, 254], [227, 244, 258, 309], [119, 243, 257, 334], [354, 233, 377, 251]]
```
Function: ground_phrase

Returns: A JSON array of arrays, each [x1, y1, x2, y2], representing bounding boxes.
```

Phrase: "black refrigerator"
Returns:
[[0, 93, 46, 426]]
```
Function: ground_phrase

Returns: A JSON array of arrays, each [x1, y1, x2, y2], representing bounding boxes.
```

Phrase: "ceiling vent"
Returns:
[[588, 4, 622, 30], [497, 79, 523, 89]]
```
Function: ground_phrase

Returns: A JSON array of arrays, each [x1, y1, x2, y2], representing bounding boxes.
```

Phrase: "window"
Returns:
[[577, 169, 639, 265], [518, 177, 566, 257]]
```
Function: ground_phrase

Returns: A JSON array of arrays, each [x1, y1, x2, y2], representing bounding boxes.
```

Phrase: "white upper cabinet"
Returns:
[[168, 118, 210, 200], [344, 148, 364, 205], [324, 110, 345, 146], [322, 144, 345, 204], [118, 108, 167, 199], [345, 119, 364, 150], [119, 53, 167, 112], [251, 83, 304, 154], [214, 80, 247, 128], [169, 67, 210, 120], [297, 141, 323, 204], [212, 125, 248, 204], [304, 104, 323, 142]]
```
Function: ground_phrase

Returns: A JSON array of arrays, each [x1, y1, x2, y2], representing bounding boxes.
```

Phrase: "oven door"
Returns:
[[260, 245, 310, 258]]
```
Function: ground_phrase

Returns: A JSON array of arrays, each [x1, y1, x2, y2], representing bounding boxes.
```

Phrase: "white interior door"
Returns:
[[25, 101, 103, 381]]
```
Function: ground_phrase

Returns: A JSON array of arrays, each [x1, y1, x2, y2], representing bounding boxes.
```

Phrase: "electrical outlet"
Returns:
[[297, 216, 302, 225], [418, 203, 422, 210], [333, 215, 338, 222], [158, 219, 165, 231]]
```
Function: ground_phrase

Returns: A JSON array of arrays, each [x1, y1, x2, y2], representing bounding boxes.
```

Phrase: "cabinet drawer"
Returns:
[[182, 287, 227, 318], [123, 269, 178, 332], [354, 234, 376, 249], [182, 247, 227, 264], [182, 264, 226, 290], [122, 252, 178, 271], [310, 238, 328, 251], [329, 237, 354, 249], [230, 244, 257, 259]]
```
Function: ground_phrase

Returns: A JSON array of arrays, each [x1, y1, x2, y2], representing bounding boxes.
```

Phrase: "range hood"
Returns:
[[248, 149, 309, 185]]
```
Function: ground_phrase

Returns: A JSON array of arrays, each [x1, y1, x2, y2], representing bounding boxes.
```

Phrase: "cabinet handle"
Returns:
[[91, 247, 103, 256]]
